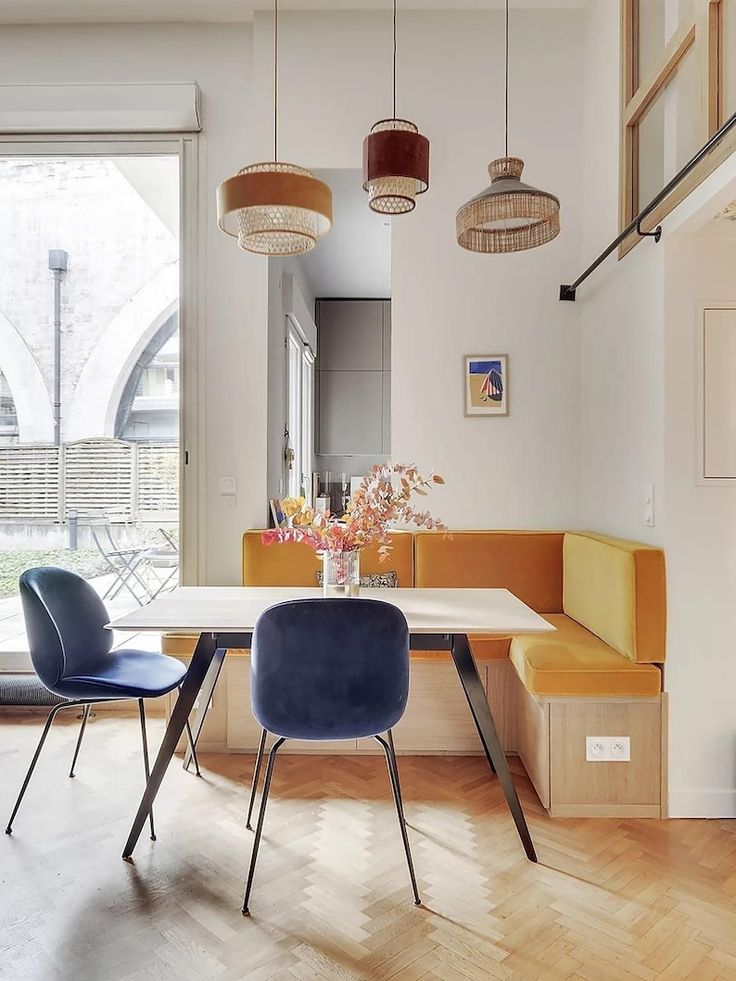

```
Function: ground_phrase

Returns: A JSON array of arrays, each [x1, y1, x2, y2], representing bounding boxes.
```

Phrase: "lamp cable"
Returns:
[[393, 0, 397, 119], [274, 0, 279, 160], [505, 0, 509, 158]]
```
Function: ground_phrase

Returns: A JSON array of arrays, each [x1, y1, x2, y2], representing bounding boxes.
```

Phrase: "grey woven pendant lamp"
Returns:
[[456, 0, 560, 253]]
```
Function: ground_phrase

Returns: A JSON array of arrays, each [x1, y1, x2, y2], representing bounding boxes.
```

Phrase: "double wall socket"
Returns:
[[585, 736, 631, 762]]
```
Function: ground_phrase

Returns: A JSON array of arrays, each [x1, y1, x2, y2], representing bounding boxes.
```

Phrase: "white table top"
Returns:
[[108, 586, 554, 637]]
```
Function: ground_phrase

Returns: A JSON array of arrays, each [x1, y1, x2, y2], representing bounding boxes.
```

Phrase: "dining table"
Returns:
[[109, 586, 554, 862]]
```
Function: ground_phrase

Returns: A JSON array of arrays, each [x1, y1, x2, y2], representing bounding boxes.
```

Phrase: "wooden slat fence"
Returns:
[[0, 439, 178, 521]]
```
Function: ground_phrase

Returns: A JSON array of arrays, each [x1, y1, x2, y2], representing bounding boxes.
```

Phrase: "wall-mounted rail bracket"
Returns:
[[559, 284, 576, 302], [636, 219, 662, 242]]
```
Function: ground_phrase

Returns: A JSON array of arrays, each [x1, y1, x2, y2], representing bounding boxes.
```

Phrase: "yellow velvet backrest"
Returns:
[[414, 531, 564, 613], [241, 530, 414, 586], [563, 532, 666, 663]]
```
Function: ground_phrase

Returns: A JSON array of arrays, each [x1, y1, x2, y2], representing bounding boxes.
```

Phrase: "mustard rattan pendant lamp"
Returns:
[[456, 0, 559, 253], [217, 0, 332, 255], [362, 0, 429, 214]]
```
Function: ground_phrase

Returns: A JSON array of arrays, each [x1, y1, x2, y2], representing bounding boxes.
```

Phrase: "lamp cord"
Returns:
[[393, 0, 397, 119], [505, 0, 509, 157], [274, 0, 278, 160]]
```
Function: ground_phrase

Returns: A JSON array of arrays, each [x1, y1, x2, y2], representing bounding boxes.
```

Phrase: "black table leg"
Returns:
[[122, 632, 218, 859], [450, 632, 537, 863], [182, 645, 227, 772]]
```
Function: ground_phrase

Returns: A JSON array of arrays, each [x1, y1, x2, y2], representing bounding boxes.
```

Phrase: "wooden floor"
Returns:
[[2, 715, 736, 981]]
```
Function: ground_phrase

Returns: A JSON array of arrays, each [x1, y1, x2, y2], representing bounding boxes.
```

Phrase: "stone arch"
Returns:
[[114, 311, 178, 438], [65, 263, 178, 441], [0, 310, 53, 443]]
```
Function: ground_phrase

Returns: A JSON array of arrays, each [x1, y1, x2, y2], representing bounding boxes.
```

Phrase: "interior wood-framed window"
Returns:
[[620, 0, 736, 255]]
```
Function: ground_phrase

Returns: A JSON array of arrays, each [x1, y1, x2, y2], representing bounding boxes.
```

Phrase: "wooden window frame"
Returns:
[[619, 0, 736, 256]]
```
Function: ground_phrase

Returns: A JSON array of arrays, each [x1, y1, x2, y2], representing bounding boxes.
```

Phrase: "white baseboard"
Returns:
[[668, 790, 736, 818]]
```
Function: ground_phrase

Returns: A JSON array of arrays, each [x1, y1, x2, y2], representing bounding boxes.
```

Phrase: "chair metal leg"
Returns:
[[69, 704, 91, 778], [5, 700, 89, 834], [242, 737, 285, 916], [137, 699, 156, 842], [385, 729, 406, 825], [184, 718, 201, 777], [374, 734, 421, 907], [246, 728, 268, 831]]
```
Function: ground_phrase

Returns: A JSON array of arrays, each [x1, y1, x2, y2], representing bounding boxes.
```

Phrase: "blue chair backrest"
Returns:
[[19, 567, 113, 690], [251, 598, 410, 741]]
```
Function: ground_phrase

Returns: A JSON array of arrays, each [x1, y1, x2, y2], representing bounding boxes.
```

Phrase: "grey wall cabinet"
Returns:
[[316, 299, 390, 456]]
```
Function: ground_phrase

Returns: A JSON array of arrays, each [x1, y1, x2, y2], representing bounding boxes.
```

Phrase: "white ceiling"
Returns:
[[0, 0, 584, 24], [298, 168, 391, 300]]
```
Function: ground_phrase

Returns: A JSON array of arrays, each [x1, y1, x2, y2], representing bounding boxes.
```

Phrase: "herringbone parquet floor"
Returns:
[[2, 714, 736, 981]]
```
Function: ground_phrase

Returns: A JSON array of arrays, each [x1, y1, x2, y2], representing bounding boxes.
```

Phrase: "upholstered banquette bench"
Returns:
[[164, 529, 666, 817]]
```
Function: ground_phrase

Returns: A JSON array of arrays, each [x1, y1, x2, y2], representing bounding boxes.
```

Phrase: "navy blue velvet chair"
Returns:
[[242, 597, 420, 915], [5, 567, 200, 837]]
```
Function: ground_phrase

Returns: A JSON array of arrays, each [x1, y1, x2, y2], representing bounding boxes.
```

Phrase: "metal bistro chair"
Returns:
[[241, 597, 420, 916], [5, 567, 200, 838]]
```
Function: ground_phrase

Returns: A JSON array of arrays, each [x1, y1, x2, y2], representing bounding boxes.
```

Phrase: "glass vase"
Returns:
[[322, 549, 361, 597]]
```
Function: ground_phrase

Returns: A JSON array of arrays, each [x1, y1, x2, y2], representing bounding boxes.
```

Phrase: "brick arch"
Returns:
[[0, 310, 53, 442], [65, 264, 178, 441]]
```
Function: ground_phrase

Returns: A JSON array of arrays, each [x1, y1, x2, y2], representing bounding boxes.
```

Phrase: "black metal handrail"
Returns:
[[559, 109, 736, 301]]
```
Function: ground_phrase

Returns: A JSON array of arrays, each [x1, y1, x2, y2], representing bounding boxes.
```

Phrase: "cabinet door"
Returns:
[[317, 300, 384, 370], [318, 369, 384, 454]]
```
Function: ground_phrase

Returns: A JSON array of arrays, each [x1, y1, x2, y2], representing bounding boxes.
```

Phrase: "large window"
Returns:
[[285, 315, 316, 500], [0, 137, 197, 663], [620, 0, 736, 252]]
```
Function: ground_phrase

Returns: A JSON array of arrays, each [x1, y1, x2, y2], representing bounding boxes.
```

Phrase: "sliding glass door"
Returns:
[[0, 137, 197, 661]]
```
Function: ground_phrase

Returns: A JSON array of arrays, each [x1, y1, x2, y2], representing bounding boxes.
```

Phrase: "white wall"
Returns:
[[663, 226, 736, 817], [577, 0, 666, 542], [263, 9, 584, 528], [0, 23, 270, 585], [578, 0, 736, 817]]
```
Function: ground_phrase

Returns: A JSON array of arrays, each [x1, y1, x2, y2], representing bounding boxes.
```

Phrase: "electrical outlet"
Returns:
[[585, 736, 631, 762]]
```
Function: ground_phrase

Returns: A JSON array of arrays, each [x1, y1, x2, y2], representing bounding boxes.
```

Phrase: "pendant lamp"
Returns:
[[456, 0, 560, 253], [217, 0, 332, 255], [362, 0, 429, 214]]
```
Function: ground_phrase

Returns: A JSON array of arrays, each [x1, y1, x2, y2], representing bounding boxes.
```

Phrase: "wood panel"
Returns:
[[486, 657, 518, 753], [516, 684, 550, 808], [392, 662, 488, 754], [549, 698, 662, 810]]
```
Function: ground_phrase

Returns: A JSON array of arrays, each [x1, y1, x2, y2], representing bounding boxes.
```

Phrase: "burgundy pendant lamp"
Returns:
[[362, 0, 429, 214]]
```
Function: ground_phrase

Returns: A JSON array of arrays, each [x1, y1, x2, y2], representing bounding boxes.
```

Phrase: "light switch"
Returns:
[[222, 494, 236, 510], [644, 484, 655, 527], [220, 476, 237, 495]]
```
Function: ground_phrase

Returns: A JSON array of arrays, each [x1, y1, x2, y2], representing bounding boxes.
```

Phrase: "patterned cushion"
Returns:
[[315, 570, 398, 588]]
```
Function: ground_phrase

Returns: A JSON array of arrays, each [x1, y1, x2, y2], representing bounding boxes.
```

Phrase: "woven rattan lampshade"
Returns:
[[456, 0, 560, 253], [456, 156, 560, 253], [363, 119, 429, 214], [216, 0, 332, 256], [217, 162, 332, 256], [362, 0, 429, 215]]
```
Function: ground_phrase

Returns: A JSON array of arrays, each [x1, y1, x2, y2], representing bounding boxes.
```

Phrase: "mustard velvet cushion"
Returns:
[[414, 530, 564, 613], [510, 614, 662, 696], [242, 530, 414, 587], [563, 532, 666, 664]]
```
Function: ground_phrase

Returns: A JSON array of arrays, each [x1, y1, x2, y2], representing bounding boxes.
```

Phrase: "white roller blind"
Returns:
[[0, 82, 201, 133]]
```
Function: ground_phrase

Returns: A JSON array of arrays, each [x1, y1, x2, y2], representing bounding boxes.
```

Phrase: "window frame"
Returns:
[[0, 133, 200, 667], [619, 0, 736, 255], [285, 314, 316, 502]]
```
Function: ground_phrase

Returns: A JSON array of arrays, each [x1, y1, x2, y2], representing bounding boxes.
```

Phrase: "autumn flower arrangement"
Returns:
[[262, 463, 446, 559]]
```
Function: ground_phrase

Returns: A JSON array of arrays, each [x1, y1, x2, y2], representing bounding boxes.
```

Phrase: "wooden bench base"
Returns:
[[165, 656, 667, 818]]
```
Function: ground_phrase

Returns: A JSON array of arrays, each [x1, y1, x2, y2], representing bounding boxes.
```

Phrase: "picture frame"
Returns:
[[464, 355, 509, 416], [269, 498, 286, 528]]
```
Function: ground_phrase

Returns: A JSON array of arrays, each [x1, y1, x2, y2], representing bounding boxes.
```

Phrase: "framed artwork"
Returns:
[[464, 355, 508, 416], [269, 498, 286, 528]]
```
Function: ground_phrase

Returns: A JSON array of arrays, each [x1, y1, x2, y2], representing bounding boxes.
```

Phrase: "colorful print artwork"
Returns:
[[465, 355, 509, 416]]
